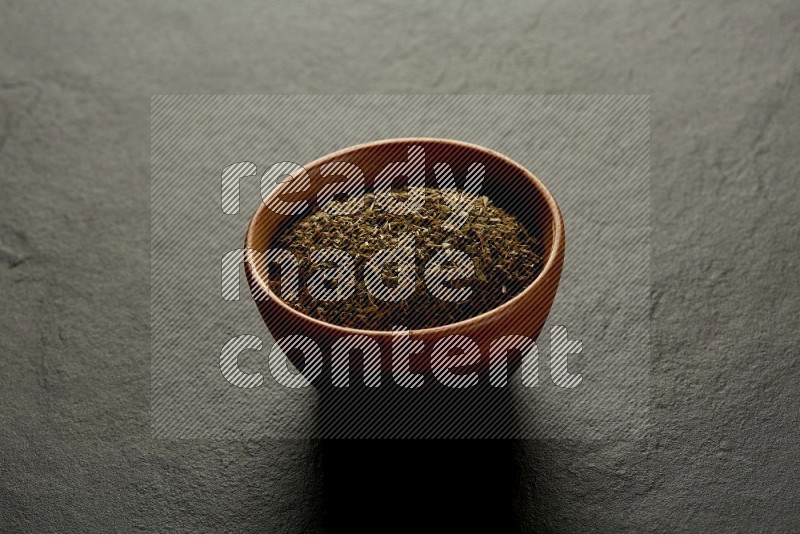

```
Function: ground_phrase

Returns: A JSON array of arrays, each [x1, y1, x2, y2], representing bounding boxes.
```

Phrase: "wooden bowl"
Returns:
[[245, 138, 564, 378]]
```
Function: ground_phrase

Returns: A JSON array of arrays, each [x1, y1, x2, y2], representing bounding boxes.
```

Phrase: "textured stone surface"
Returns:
[[0, 0, 798, 531]]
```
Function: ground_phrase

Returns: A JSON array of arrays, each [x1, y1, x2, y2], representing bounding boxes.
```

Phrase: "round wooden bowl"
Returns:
[[245, 138, 564, 378]]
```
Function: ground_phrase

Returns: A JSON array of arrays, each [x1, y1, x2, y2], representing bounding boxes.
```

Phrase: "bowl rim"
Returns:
[[245, 137, 564, 337]]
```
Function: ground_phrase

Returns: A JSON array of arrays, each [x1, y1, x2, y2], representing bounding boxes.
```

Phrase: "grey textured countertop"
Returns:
[[1, 0, 798, 532]]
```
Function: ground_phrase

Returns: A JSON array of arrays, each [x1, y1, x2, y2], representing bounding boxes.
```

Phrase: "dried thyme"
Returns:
[[268, 187, 543, 330]]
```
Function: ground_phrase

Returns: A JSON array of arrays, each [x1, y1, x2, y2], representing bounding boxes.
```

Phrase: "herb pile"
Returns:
[[269, 187, 543, 330]]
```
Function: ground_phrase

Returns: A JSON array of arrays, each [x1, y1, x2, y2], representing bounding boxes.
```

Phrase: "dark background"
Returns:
[[1, 0, 798, 532]]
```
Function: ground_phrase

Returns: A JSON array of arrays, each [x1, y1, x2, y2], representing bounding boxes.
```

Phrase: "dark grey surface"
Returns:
[[1, 0, 798, 532]]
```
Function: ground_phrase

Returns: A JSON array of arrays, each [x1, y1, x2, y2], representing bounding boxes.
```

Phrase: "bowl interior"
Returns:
[[246, 138, 558, 330]]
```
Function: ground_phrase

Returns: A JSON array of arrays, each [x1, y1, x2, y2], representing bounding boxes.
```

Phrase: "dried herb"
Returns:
[[268, 187, 543, 330]]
